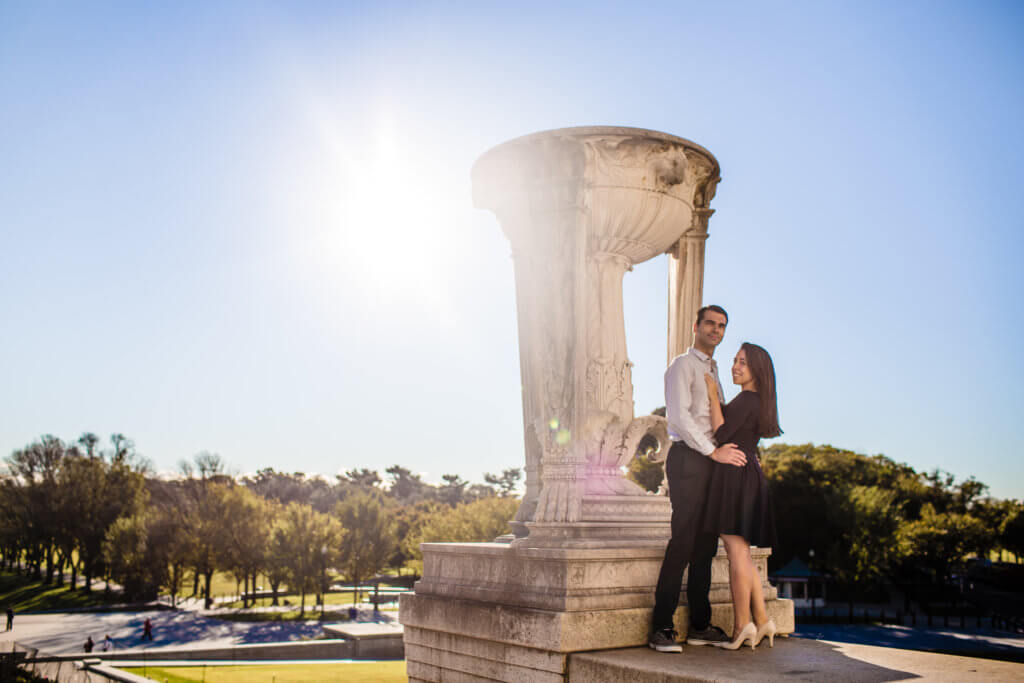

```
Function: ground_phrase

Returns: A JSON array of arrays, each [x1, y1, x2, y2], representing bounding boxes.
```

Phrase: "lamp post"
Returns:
[[808, 549, 816, 620], [320, 545, 328, 620]]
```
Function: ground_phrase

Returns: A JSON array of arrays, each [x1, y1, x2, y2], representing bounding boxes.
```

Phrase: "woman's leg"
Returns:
[[721, 534, 752, 635], [749, 554, 769, 627]]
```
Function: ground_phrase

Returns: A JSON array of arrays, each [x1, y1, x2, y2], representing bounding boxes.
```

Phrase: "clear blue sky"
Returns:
[[2, 1, 1022, 499]]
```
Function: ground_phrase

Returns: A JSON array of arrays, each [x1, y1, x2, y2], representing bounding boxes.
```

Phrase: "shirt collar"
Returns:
[[690, 347, 713, 363]]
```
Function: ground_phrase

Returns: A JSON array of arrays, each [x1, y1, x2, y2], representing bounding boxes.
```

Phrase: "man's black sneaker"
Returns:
[[648, 628, 683, 653], [686, 624, 730, 646]]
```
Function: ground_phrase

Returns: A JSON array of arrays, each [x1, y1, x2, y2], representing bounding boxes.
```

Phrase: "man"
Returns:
[[4, 605, 12, 631], [649, 305, 747, 652]]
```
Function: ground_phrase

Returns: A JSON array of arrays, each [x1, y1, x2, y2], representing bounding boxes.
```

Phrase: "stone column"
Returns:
[[667, 208, 717, 363]]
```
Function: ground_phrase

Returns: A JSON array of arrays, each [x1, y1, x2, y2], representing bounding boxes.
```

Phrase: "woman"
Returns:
[[702, 342, 781, 650]]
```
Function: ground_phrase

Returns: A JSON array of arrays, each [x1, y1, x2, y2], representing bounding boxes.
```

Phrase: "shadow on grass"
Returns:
[[0, 571, 121, 613]]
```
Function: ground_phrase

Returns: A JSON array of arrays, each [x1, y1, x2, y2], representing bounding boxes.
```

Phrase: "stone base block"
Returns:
[[405, 627, 564, 683], [401, 540, 795, 682], [415, 541, 776, 612], [401, 593, 794, 656]]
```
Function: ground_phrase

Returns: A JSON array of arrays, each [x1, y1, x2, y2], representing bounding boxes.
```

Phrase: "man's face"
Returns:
[[694, 310, 727, 350]]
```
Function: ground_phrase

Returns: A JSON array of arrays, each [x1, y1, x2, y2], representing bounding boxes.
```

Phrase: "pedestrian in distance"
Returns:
[[4, 605, 12, 631], [141, 616, 153, 642], [84, 636, 94, 653]]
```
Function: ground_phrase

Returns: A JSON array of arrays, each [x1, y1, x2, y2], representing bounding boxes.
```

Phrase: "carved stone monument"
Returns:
[[400, 127, 793, 682]]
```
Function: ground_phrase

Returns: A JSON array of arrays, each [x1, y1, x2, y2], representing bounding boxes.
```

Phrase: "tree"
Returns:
[[971, 498, 1016, 559], [405, 497, 519, 573], [103, 512, 167, 600], [334, 490, 397, 605], [178, 453, 233, 608], [214, 485, 271, 607], [627, 454, 664, 493], [385, 466, 432, 505], [387, 501, 442, 574], [276, 502, 343, 616], [6, 435, 67, 581], [438, 474, 468, 507], [340, 468, 382, 489], [898, 504, 990, 582], [263, 501, 291, 606], [999, 502, 1024, 562], [86, 435, 149, 591], [147, 499, 192, 606], [483, 468, 523, 497], [242, 468, 340, 512], [823, 485, 907, 598], [626, 407, 666, 494]]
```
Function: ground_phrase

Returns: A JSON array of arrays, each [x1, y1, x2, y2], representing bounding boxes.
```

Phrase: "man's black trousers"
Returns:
[[651, 441, 719, 632]]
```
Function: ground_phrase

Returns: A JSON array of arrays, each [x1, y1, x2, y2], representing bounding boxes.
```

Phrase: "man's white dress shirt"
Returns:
[[664, 347, 726, 456]]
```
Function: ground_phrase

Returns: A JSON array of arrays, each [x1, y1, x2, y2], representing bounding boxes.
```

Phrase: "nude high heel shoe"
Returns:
[[716, 622, 756, 650], [754, 619, 777, 648]]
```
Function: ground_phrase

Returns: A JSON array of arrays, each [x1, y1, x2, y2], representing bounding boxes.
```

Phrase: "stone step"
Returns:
[[568, 638, 1024, 682]]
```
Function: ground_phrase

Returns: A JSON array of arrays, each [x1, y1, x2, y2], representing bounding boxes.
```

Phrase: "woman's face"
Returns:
[[732, 349, 755, 387]]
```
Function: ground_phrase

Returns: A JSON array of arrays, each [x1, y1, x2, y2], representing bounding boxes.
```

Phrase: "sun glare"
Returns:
[[305, 115, 465, 325]]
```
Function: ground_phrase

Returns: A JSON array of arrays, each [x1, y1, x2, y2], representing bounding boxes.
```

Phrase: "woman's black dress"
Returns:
[[702, 390, 777, 547]]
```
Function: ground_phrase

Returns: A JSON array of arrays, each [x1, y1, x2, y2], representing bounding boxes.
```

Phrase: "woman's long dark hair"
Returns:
[[742, 342, 782, 439]]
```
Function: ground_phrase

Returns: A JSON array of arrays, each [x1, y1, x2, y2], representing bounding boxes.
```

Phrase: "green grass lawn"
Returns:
[[0, 570, 122, 613], [122, 662, 406, 682]]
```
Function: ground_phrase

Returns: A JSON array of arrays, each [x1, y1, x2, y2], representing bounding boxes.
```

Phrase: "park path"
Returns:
[[794, 623, 1024, 662], [5, 609, 325, 656]]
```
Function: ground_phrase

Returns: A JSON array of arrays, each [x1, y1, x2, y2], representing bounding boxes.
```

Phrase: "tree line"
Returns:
[[0, 433, 521, 614], [630, 441, 1024, 598], [760, 443, 1024, 597], [7, 431, 1021, 610]]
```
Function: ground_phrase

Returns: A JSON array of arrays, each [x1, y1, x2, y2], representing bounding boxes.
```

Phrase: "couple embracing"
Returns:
[[649, 305, 781, 652]]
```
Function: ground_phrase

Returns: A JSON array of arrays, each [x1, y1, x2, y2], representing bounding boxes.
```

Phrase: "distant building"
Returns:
[[771, 557, 826, 608]]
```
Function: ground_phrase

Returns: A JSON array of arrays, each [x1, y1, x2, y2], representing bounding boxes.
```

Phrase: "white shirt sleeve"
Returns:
[[665, 357, 716, 456]]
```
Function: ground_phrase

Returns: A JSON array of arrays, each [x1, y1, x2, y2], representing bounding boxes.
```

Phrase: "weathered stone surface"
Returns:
[[408, 659, 497, 683], [402, 593, 649, 652], [414, 541, 776, 612], [404, 626, 564, 673], [406, 642, 564, 683], [402, 590, 792, 656]]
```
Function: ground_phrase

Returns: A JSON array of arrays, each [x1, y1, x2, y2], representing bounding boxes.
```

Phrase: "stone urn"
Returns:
[[472, 126, 720, 546]]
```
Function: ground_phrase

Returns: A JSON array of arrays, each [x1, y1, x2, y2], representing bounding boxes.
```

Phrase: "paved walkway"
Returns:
[[5, 610, 326, 655], [794, 623, 1024, 662]]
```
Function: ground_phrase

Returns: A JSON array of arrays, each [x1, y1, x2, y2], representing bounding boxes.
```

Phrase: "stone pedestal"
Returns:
[[400, 127, 794, 681], [401, 542, 793, 682]]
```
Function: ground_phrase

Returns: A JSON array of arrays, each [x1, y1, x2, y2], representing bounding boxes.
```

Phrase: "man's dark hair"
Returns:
[[696, 304, 728, 325]]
